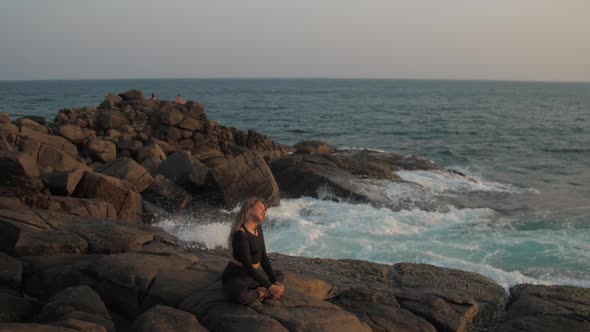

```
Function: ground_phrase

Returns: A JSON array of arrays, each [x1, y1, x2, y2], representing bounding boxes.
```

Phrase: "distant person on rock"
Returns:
[[222, 197, 286, 305], [151, 92, 158, 101], [175, 94, 186, 105]]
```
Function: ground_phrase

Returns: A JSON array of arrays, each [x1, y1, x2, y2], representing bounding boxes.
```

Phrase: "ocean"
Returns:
[[2, 78, 589, 289]]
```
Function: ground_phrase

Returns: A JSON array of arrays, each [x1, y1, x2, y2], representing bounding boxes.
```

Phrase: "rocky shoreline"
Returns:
[[0, 90, 588, 332]]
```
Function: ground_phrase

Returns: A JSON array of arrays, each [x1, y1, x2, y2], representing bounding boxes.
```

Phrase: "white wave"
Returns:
[[397, 169, 539, 194], [157, 219, 230, 249]]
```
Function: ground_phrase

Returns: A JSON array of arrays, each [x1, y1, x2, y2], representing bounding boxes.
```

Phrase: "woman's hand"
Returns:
[[268, 283, 284, 299]]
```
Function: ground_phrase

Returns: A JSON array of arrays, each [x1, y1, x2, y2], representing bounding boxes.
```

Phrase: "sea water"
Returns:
[[2, 78, 589, 289]]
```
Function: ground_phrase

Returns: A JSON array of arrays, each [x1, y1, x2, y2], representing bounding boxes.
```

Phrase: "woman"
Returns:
[[222, 198, 285, 305]]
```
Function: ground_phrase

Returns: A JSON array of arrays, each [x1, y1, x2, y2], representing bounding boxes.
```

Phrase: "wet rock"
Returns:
[[95, 158, 154, 192], [157, 151, 209, 187], [206, 150, 280, 207], [144, 175, 192, 211], [496, 284, 590, 332], [131, 305, 207, 332]]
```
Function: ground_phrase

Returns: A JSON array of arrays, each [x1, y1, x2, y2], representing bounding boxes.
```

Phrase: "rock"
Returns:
[[50, 319, 107, 332], [22, 254, 104, 300], [56, 125, 94, 145], [207, 150, 280, 207], [83, 137, 117, 163], [0, 135, 17, 152], [52, 197, 117, 220], [160, 110, 184, 126], [332, 288, 436, 332], [37, 286, 114, 332], [117, 139, 143, 155], [496, 284, 590, 332], [74, 171, 142, 223], [0, 112, 11, 124], [92, 253, 197, 318], [393, 263, 508, 332], [95, 158, 154, 192], [157, 151, 209, 187], [13, 230, 88, 257], [142, 269, 220, 310], [95, 110, 129, 131], [131, 305, 207, 332], [0, 294, 37, 323], [0, 123, 19, 136], [98, 94, 122, 110], [0, 323, 79, 331], [136, 144, 166, 164], [178, 117, 201, 131], [281, 271, 333, 300], [15, 118, 49, 134], [118, 90, 145, 101], [16, 131, 78, 159], [42, 169, 84, 196], [293, 140, 336, 155], [394, 287, 479, 332], [19, 140, 86, 173], [0, 252, 22, 289], [0, 152, 40, 187], [144, 175, 192, 211]]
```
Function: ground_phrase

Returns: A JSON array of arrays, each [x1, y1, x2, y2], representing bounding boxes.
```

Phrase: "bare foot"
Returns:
[[257, 287, 271, 299]]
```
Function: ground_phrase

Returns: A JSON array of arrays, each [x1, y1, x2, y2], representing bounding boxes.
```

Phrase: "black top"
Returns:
[[232, 225, 276, 288]]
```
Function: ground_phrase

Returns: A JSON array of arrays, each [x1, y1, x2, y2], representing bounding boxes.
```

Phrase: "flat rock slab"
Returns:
[[496, 284, 590, 332], [393, 263, 508, 331], [131, 305, 207, 332]]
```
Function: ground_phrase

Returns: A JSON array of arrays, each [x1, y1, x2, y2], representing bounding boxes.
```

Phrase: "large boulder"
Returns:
[[144, 175, 192, 211], [393, 263, 508, 332], [157, 151, 209, 187], [56, 124, 94, 145], [95, 110, 129, 131], [0, 151, 40, 186], [42, 169, 85, 196], [92, 253, 198, 318], [15, 118, 49, 134], [496, 284, 590, 332], [95, 158, 154, 192], [131, 305, 207, 332], [83, 137, 117, 163], [52, 197, 117, 220], [19, 140, 86, 173], [17, 131, 78, 159], [36, 286, 114, 332], [74, 172, 142, 223], [206, 150, 280, 207], [118, 89, 145, 101]]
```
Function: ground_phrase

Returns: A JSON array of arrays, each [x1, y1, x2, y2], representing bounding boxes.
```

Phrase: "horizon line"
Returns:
[[1, 77, 589, 84]]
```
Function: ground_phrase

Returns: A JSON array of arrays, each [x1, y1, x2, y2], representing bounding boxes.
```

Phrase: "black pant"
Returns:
[[221, 263, 285, 305]]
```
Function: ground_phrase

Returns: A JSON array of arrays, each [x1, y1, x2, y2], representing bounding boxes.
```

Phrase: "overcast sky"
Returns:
[[1, 0, 589, 81]]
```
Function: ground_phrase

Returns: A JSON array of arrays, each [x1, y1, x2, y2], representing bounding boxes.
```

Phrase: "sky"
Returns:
[[1, 0, 589, 81]]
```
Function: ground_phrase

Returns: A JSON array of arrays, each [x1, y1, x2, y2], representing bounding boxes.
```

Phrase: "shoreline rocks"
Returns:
[[0, 89, 588, 331]]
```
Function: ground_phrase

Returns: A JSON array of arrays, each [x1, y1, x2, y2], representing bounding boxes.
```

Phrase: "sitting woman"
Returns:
[[222, 198, 285, 305]]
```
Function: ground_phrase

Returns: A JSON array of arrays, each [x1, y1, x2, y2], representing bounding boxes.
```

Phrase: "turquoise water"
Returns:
[[2, 79, 589, 287]]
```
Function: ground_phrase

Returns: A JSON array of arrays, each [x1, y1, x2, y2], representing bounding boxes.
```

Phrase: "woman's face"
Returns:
[[248, 201, 267, 223]]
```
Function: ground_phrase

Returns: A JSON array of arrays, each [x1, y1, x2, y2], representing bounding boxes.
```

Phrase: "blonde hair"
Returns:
[[227, 197, 267, 254]]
